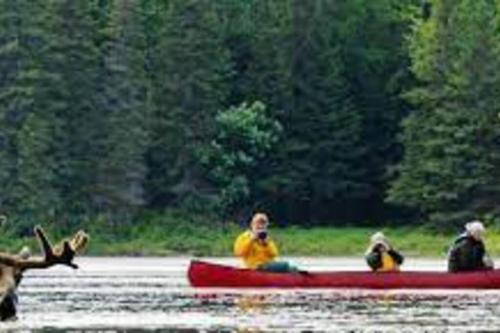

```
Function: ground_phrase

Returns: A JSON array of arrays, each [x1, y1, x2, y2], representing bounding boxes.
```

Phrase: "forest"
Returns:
[[1, 0, 499, 236]]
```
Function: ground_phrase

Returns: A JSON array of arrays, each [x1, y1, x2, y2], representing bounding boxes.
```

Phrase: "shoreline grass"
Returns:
[[4, 224, 500, 258], [86, 226, 500, 258]]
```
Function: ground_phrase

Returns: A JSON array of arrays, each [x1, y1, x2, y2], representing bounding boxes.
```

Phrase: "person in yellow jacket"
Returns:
[[234, 212, 299, 273], [365, 232, 404, 272]]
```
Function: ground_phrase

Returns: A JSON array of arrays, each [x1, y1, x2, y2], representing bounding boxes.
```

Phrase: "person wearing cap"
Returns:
[[448, 221, 494, 272], [365, 232, 404, 272], [233, 212, 298, 273]]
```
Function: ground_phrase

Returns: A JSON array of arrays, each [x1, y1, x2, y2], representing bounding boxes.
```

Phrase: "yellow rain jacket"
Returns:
[[233, 230, 278, 269], [379, 252, 399, 272], [366, 248, 403, 272]]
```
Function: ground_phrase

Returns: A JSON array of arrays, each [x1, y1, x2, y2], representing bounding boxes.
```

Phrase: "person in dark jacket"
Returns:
[[365, 232, 404, 272], [448, 221, 494, 272]]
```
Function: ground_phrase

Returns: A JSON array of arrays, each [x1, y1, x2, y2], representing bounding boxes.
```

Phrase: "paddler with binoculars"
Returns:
[[234, 212, 301, 273]]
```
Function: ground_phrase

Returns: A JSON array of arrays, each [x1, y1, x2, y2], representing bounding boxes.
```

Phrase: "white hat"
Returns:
[[366, 231, 390, 254], [465, 220, 485, 238]]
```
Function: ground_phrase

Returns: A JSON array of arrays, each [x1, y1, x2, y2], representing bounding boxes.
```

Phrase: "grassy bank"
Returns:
[[4, 223, 500, 257], [86, 225, 500, 257]]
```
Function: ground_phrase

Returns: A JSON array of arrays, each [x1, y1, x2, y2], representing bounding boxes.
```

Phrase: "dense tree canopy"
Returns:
[[0, 0, 496, 231], [388, 0, 500, 228]]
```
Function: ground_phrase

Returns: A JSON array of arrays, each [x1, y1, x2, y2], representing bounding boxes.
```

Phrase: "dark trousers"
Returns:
[[257, 261, 298, 273]]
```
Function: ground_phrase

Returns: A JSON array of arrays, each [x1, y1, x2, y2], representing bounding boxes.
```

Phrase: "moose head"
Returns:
[[0, 226, 89, 320]]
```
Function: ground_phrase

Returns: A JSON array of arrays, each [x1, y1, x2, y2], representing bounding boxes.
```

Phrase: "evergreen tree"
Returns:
[[45, 0, 102, 222], [243, 0, 294, 112], [231, 0, 413, 224], [0, 0, 437, 230], [146, 0, 232, 210], [337, 0, 418, 220], [389, 0, 500, 228], [0, 0, 60, 226], [0, 0, 28, 211], [94, 0, 149, 223], [266, 0, 369, 223], [214, 0, 259, 107]]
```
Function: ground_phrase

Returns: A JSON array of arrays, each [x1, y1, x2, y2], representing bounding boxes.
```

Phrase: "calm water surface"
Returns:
[[2, 257, 500, 332]]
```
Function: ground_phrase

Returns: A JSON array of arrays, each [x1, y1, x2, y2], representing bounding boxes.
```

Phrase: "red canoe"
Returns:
[[188, 260, 500, 289]]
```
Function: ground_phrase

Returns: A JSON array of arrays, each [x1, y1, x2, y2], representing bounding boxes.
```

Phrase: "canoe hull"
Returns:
[[188, 260, 500, 289]]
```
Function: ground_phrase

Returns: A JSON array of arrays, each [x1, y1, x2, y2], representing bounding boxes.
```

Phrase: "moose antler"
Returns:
[[0, 226, 89, 271]]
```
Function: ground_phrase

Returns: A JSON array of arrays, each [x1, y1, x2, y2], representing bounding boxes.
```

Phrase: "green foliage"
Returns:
[[0, 0, 61, 226], [43, 215, 495, 257], [93, 0, 149, 224], [145, 0, 232, 211], [271, 1, 371, 223], [218, 0, 414, 224], [389, 0, 500, 228], [202, 101, 282, 215], [1, 0, 493, 234], [0, 0, 152, 229], [59, 0, 104, 213]]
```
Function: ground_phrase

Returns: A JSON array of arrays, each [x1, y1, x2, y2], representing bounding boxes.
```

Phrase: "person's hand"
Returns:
[[484, 255, 494, 268], [252, 230, 268, 244], [375, 243, 389, 253]]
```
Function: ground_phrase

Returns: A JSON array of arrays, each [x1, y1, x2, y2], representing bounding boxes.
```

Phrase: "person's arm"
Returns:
[[476, 241, 494, 270], [366, 251, 382, 271], [388, 249, 404, 265], [474, 242, 485, 269], [234, 232, 254, 257], [483, 252, 494, 269], [265, 239, 279, 259], [448, 239, 466, 272]]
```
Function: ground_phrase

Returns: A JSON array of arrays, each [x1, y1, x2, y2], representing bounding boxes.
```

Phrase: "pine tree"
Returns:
[[44, 0, 102, 222], [93, 0, 149, 223], [241, 0, 294, 112], [389, 0, 500, 228], [262, 0, 369, 223], [0, 0, 60, 226], [0, 0, 27, 211], [231, 0, 413, 224], [336, 0, 419, 220], [146, 0, 232, 210]]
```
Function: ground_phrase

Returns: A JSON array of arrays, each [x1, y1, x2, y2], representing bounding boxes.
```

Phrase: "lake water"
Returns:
[[2, 257, 500, 332]]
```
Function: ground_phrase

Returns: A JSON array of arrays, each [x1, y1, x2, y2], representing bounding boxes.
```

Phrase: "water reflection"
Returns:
[[184, 290, 499, 332], [0, 257, 498, 332], [236, 295, 269, 313]]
